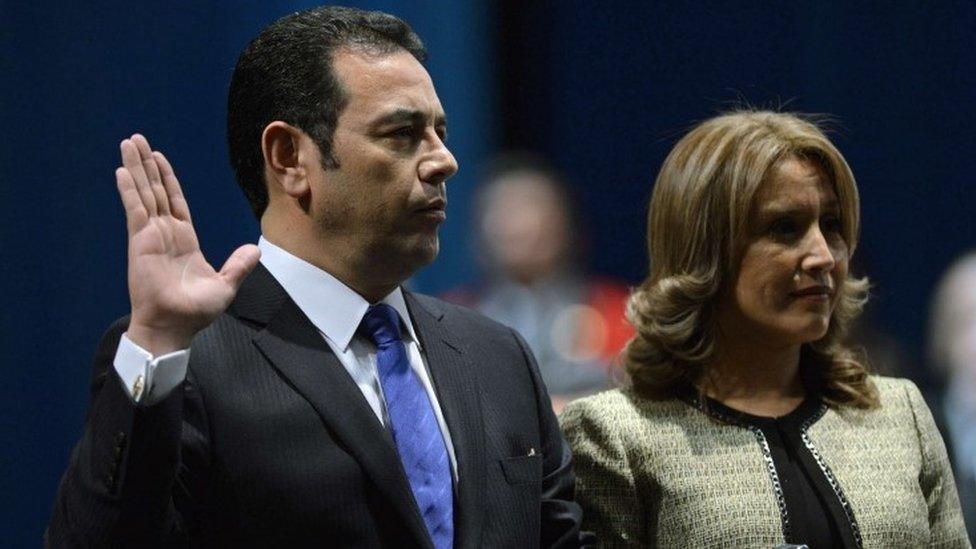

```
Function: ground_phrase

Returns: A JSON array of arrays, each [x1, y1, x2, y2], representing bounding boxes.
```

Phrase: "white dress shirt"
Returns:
[[113, 236, 458, 478]]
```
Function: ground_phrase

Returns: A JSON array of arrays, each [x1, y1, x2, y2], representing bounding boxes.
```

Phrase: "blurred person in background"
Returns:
[[930, 251, 976, 543], [445, 153, 633, 413], [561, 111, 969, 547]]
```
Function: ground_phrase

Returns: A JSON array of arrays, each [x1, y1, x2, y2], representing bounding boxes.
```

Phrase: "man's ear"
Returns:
[[261, 121, 309, 199]]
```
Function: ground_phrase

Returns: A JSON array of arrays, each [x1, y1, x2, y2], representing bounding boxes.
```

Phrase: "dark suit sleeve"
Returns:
[[46, 318, 205, 548], [509, 328, 598, 548]]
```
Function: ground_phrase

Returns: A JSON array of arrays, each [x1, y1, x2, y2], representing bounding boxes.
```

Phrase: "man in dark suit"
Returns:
[[47, 6, 590, 547]]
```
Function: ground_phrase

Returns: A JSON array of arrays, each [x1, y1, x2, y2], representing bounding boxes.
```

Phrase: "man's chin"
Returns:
[[393, 238, 440, 277], [415, 239, 440, 267]]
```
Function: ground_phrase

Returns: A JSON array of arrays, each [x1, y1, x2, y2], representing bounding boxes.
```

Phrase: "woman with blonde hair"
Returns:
[[560, 110, 968, 547]]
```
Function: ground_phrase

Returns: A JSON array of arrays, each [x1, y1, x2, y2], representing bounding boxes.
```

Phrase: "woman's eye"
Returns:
[[821, 214, 843, 234], [768, 218, 798, 237]]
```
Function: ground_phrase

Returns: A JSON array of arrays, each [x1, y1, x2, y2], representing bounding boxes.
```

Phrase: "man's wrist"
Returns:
[[126, 321, 194, 356]]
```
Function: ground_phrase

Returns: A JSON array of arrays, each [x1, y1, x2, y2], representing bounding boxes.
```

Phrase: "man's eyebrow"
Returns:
[[372, 108, 447, 128]]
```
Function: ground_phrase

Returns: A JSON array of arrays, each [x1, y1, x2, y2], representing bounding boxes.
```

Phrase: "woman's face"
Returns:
[[718, 157, 849, 348]]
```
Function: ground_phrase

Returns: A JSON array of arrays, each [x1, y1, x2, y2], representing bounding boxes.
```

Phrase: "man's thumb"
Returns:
[[219, 244, 261, 289]]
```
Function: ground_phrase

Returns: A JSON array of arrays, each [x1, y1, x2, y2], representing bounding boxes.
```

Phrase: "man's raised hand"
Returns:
[[115, 134, 260, 356]]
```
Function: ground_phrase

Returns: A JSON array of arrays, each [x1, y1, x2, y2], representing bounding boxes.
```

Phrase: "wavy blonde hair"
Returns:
[[625, 110, 878, 409]]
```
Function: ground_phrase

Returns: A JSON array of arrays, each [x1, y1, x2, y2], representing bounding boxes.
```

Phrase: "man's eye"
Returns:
[[390, 126, 415, 139], [385, 127, 422, 151], [436, 127, 448, 142]]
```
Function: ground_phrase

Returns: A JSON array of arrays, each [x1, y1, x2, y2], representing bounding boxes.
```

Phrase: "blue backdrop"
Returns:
[[3, 1, 975, 544]]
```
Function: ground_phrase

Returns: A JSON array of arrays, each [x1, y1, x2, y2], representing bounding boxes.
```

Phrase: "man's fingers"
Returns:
[[132, 134, 170, 216], [154, 151, 191, 222], [121, 138, 157, 216], [115, 167, 148, 232], [218, 244, 261, 290], [115, 167, 140, 211]]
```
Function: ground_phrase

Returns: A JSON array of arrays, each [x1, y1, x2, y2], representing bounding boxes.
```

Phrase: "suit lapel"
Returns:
[[406, 293, 487, 549], [234, 266, 433, 549]]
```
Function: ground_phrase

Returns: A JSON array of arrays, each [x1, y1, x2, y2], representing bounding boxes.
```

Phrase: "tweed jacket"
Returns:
[[560, 376, 969, 548]]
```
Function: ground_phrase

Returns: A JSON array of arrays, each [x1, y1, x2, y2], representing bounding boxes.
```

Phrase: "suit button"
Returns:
[[106, 473, 115, 487], [114, 444, 124, 458], [115, 431, 126, 445]]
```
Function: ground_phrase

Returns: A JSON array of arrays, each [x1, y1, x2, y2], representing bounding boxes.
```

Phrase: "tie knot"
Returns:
[[358, 303, 404, 348]]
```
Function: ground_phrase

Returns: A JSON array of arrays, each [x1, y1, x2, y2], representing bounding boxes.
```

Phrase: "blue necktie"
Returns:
[[358, 304, 454, 549]]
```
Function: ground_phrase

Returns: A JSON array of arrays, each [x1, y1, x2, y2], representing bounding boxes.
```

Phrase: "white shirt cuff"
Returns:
[[113, 333, 190, 405]]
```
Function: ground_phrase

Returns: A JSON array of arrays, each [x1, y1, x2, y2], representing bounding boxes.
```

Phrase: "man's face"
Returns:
[[307, 48, 457, 285]]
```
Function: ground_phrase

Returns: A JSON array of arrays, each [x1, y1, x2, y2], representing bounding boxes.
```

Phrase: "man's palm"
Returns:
[[116, 135, 260, 354]]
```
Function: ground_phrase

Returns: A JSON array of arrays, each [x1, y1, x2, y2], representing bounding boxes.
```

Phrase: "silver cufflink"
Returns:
[[133, 374, 145, 401]]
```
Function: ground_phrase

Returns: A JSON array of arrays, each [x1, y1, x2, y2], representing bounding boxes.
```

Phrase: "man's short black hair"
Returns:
[[227, 6, 427, 219]]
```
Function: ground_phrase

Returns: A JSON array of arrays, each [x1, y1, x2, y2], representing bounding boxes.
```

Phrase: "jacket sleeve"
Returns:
[[45, 318, 210, 548], [559, 397, 646, 548], [510, 328, 598, 548], [903, 380, 971, 548]]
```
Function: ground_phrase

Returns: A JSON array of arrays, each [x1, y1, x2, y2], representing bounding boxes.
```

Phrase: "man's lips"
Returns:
[[418, 198, 446, 211], [416, 199, 447, 221]]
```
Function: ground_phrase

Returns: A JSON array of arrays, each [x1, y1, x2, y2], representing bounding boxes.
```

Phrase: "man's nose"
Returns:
[[419, 135, 458, 185]]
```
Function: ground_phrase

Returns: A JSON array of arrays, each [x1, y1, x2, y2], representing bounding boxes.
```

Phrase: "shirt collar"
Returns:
[[257, 236, 420, 352]]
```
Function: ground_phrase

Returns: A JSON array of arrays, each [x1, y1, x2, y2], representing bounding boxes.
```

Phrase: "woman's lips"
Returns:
[[791, 285, 831, 301]]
